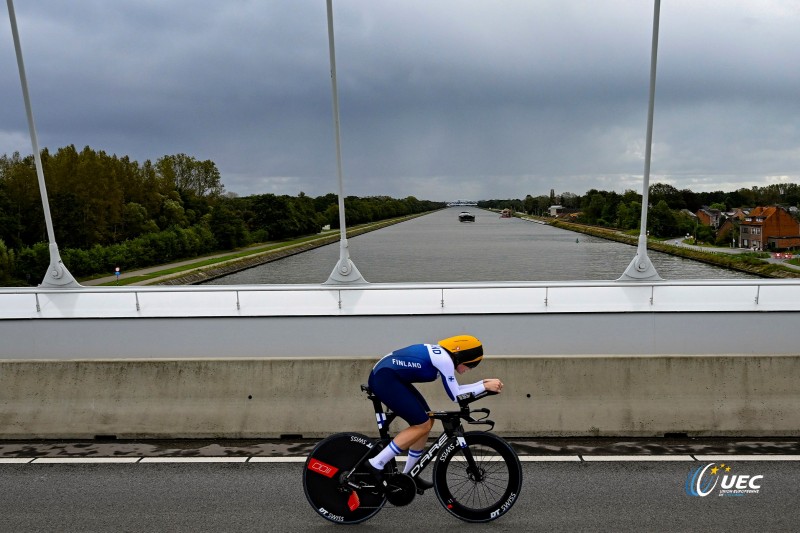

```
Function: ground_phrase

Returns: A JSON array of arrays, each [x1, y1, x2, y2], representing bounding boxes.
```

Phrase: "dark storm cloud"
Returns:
[[2, 1, 799, 200]]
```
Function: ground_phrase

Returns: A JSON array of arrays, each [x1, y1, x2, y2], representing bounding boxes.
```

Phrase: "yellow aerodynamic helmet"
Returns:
[[438, 335, 483, 369]]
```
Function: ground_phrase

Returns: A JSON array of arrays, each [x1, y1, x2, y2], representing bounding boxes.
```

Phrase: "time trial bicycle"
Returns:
[[302, 384, 522, 524]]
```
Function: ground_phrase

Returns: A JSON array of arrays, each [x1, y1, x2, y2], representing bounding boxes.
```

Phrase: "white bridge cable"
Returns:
[[620, 0, 662, 282], [324, 0, 366, 285], [5, 0, 80, 288]]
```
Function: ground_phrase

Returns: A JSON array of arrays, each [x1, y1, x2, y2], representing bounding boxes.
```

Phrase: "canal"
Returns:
[[206, 207, 756, 284]]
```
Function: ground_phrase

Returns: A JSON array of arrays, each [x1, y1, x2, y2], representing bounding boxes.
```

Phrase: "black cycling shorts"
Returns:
[[368, 368, 431, 426]]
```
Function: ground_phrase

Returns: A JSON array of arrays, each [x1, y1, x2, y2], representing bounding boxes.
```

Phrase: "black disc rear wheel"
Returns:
[[303, 432, 386, 524], [432, 432, 522, 522]]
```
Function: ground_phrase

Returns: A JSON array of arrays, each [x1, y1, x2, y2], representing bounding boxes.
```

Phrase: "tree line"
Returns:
[[0, 145, 443, 285], [481, 182, 800, 244]]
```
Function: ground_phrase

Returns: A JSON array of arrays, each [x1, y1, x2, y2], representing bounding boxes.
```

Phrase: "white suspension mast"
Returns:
[[324, 0, 366, 284], [619, 0, 662, 282], [6, 0, 80, 288]]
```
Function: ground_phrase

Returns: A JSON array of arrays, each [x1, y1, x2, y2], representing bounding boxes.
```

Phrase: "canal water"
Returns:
[[206, 207, 756, 284]]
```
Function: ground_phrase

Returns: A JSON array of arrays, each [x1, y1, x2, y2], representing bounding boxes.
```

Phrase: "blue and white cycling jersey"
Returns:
[[372, 343, 485, 401]]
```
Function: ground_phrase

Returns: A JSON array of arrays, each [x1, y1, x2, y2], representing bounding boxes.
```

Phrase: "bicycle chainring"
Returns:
[[384, 473, 416, 507]]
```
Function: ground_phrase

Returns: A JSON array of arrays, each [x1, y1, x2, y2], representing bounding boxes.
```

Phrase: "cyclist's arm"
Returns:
[[430, 349, 486, 401]]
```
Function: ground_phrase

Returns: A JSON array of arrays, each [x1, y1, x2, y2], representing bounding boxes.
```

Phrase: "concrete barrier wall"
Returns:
[[2, 355, 799, 439]]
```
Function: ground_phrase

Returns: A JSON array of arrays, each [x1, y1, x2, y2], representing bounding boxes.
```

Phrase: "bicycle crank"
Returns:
[[384, 473, 416, 506]]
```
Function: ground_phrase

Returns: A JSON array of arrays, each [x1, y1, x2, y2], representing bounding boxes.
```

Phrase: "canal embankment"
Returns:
[[542, 218, 800, 279], [89, 208, 785, 286], [82, 211, 435, 286]]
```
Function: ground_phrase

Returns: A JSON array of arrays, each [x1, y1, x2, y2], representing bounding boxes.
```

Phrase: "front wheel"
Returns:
[[432, 432, 522, 522], [302, 432, 386, 524]]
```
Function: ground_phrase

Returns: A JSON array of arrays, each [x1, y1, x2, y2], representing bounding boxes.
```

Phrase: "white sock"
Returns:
[[402, 449, 424, 474], [368, 440, 403, 470]]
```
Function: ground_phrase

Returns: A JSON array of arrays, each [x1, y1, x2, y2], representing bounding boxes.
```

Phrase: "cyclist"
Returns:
[[366, 334, 504, 488]]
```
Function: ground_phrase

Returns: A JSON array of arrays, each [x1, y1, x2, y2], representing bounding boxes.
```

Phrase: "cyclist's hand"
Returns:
[[483, 378, 504, 393]]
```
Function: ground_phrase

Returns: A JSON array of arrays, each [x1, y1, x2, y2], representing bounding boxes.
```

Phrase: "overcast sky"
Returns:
[[2, 1, 799, 201]]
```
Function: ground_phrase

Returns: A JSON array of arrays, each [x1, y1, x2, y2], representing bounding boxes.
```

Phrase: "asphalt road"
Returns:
[[1, 461, 798, 532]]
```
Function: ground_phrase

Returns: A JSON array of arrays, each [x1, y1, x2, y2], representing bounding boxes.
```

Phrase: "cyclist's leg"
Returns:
[[402, 433, 428, 474], [403, 428, 435, 491], [393, 383, 433, 475], [367, 370, 433, 470]]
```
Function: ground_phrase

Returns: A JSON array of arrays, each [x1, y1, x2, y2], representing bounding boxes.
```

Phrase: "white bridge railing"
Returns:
[[2, 279, 800, 319]]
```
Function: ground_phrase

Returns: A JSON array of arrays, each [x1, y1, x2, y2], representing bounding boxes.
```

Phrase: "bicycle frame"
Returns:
[[360, 384, 496, 484], [304, 385, 520, 524]]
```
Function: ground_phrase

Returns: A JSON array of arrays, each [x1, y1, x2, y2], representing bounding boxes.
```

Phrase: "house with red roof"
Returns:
[[738, 206, 800, 251]]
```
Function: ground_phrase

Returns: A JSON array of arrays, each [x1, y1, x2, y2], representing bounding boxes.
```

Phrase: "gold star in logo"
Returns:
[[710, 466, 719, 475], [725, 466, 731, 472]]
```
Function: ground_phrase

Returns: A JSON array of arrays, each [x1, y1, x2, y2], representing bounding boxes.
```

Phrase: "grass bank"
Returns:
[[547, 219, 800, 279], [93, 212, 433, 286]]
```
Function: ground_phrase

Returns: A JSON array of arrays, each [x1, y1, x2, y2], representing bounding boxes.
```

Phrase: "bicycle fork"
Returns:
[[443, 419, 485, 482]]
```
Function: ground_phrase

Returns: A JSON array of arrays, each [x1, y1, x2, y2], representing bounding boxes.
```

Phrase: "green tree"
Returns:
[[0, 170, 23, 249], [122, 202, 158, 239], [648, 200, 678, 237], [696, 224, 716, 244], [600, 191, 620, 224], [680, 188, 701, 212], [523, 195, 535, 215], [560, 192, 579, 208], [0, 239, 15, 285], [0, 152, 44, 245], [535, 195, 550, 215], [697, 190, 727, 208], [157, 194, 189, 229], [313, 193, 338, 213], [210, 201, 250, 250], [250, 194, 320, 239], [616, 201, 641, 230], [157, 154, 223, 198], [621, 189, 641, 204], [674, 211, 698, 239], [581, 192, 606, 224], [649, 183, 685, 209]]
